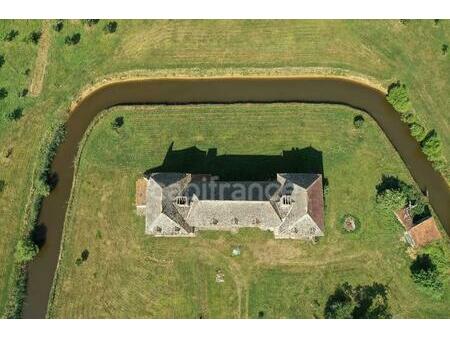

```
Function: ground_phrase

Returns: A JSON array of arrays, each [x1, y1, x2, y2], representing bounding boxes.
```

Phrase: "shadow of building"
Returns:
[[145, 142, 324, 182]]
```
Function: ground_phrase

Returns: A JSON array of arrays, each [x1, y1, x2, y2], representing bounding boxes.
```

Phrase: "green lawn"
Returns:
[[48, 104, 449, 318], [0, 19, 449, 316]]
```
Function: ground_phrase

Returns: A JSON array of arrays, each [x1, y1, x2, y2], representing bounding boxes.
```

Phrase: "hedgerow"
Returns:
[[386, 81, 447, 177], [3, 123, 65, 318]]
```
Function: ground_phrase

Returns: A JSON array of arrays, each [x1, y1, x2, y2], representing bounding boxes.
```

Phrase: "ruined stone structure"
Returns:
[[136, 173, 324, 239]]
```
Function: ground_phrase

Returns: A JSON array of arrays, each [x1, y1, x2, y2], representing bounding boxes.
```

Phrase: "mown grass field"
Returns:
[[48, 104, 449, 318], [0, 20, 449, 316]]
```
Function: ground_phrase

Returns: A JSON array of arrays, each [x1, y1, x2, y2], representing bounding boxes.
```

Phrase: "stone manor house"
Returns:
[[136, 172, 324, 240]]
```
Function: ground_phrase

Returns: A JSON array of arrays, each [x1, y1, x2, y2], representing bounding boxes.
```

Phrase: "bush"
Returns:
[[324, 282, 391, 319], [353, 115, 364, 128], [75, 249, 90, 266], [0, 54, 4, 68], [4, 29, 19, 41], [386, 81, 411, 114], [53, 20, 64, 32], [104, 21, 118, 33], [111, 116, 124, 129], [28, 31, 42, 44], [421, 130, 442, 160], [340, 214, 361, 233], [0, 87, 8, 99], [82, 19, 100, 26], [14, 238, 38, 263], [409, 122, 427, 142], [442, 44, 448, 55], [81, 249, 89, 261], [64, 33, 81, 45], [0, 179, 5, 193], [410, 254, 443, 295], [19, 88, 29, 98], [6, 107, 23, 121], [400, 112, 417, 124]]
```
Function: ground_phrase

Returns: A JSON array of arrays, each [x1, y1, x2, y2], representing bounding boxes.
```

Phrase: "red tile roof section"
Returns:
[[409, 217, 442, 247], [307, 175, 324, 231]]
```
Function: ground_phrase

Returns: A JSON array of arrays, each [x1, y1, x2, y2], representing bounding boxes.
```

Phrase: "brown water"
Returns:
[[21, 77, 450, 318]]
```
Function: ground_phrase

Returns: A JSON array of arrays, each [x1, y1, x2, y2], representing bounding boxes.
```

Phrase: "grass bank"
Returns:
[[48, 104, 448, 318]]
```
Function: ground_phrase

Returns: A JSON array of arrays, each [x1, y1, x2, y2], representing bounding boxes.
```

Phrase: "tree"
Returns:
[[324, 282, 391, 319], [386, 81, 411, 114], [5, 108, 23, 121], [28, 31, 42, 44], [410, 254, 443, 294], [14, 238, 38, 263], [0, 87, 7, 100], [376, 188, 408, 212], [409, 122, 427, 142], [375, 175, 429, 217], [0, 179, 5, 193], [4, 29, 19, 41], [104, 21, 118, 33], [111, 116, 124, 129], [53, 20, 64, 32], [421, 130, 442, 160], [0, 54, 4, 68], [324, 282, 353, 318], [65, 33, 81, 45], [353, 115, 364, 128], [442, 44, 448, 55]]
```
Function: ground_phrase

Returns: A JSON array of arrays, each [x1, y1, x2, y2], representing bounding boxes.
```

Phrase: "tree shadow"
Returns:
[[410, 254, 436, 275], [375, 174, 403, 195], [31, 223, 47, 249], [145, 142, 324, 181]]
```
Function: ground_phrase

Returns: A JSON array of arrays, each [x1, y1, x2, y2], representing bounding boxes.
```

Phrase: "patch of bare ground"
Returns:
[[29, 20, 50, 96]]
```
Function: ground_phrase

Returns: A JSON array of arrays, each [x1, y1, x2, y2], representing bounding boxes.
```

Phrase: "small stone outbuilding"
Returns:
[[395, 208, 442, 247]]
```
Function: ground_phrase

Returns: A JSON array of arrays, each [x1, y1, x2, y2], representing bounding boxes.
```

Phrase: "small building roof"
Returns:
[[395, 208, 414, 231], [306, 175, 324, 231], [409, 217, 442, 247]]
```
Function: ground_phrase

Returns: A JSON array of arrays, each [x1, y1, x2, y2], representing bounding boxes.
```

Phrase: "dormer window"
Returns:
[[281, 195, 292, 206], [175, 196, 188, 206]]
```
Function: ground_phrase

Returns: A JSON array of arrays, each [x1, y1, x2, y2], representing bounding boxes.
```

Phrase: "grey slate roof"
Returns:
[[140, 172, 324, 239]]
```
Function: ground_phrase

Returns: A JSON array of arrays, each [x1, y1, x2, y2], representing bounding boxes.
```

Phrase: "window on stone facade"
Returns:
[[175, 196, 188, 206], [281, 195, 292, 206]]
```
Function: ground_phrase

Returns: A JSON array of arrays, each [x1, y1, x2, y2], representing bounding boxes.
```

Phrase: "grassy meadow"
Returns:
[[48, 104, 449, 318], [0, 20, 449, 316]]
